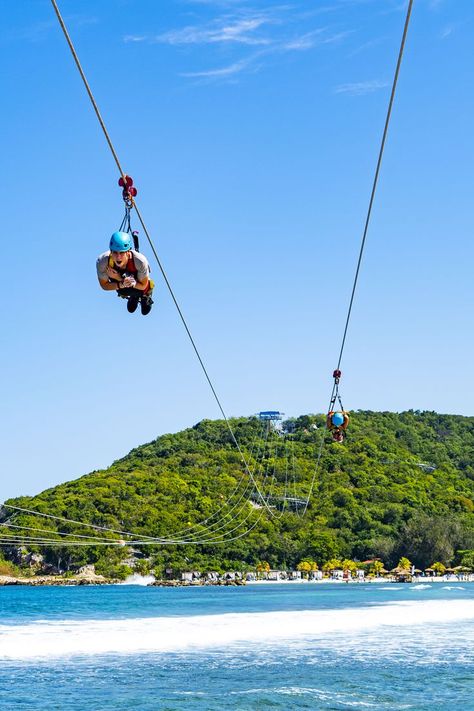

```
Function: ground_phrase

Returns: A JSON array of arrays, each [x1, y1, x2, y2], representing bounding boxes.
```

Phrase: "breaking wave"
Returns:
[[1, 599, 474, 661], [119, 574, 155, 586]]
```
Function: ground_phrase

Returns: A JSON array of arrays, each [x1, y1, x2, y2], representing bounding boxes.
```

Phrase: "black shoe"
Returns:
[[140, 295, 153, 316], [127, 295, 140, 313]]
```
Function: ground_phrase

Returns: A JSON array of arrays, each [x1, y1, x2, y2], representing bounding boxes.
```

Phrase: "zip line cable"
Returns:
[[179, 426, 272, 541], [333, 0, 414, 378], [1, 503, 266, 547], [48, 0, 277, 523], [0, 423, 270, 546]]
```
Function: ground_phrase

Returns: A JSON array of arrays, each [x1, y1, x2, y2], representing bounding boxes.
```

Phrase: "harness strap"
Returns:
[[108, 253, 153, 293]]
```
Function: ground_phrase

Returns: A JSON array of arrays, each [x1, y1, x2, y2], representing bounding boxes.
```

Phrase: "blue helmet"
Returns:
[[331, 412, 345, 427], [110, 231, 132, 252]]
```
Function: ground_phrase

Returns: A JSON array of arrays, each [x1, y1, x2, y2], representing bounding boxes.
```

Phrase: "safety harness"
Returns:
[[108, 253, 153, 294]]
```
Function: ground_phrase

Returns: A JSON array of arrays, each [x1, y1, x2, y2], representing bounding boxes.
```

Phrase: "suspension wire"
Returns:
[[169, 422, 270, 542], [182, 425, 287, 539], [1, 425, 303, 547], [0, 538, 130, 547], [334, 0, 414, 374], [302, 428, 326, 516], [2, 504, 165, 542], [1, 423, 270, 547], [0, 524, 267, 546], [284, 436, 289, 506], [267, 431, 288, 520], [0, 522, 118, 543], [1, 501, 256, 547], [1, 427, 269, 546], [49, 0, 276, 523]]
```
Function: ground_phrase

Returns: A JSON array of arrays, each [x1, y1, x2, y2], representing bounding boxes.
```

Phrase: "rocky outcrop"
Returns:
[[0, 575, 113, 586]]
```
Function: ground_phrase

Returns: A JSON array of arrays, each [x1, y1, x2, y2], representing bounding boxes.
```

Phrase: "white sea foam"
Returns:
[[410, 584, 432, 590], [442, 586, 465, 590], [1, 600, 474, 660], [119, 574, 155, 586]]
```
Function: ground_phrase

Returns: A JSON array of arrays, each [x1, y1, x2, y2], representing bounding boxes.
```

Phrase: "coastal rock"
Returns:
[[76, 564, 106, 582], [0, 574, 114, 587]]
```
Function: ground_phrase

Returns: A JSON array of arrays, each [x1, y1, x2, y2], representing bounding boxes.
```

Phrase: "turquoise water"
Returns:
[[1, 582, 473, 709]]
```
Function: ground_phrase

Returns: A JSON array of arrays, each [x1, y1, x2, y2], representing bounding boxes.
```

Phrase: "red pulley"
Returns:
[[128, 186, 137, 197], [118, 175, 134, 188], [333, 369, 342, 380]]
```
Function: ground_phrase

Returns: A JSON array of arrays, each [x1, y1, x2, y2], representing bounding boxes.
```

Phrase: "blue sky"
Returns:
[[1, 0, 473, 499]]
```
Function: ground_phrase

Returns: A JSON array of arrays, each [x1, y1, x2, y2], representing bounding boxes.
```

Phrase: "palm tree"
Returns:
[[398, 557, 412, 571], [371, 560, 385, 577]]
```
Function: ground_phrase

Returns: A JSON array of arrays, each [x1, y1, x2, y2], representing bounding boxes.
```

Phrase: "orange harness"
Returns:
[[326, 412, 350, 432]]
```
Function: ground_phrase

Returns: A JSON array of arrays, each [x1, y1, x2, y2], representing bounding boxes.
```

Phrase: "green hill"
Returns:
[[2, 411, 474, 577]]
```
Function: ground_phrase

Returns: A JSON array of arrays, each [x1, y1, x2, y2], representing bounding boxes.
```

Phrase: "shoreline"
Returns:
[[0, 575, 471, 587]]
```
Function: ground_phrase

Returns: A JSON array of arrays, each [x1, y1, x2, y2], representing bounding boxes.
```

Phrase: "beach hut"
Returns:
[[390, 566, 412, 583]]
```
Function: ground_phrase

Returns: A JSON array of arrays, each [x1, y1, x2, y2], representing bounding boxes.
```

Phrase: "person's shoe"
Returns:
[[140, 294, 153, 316], [127, 294, 140, 313]]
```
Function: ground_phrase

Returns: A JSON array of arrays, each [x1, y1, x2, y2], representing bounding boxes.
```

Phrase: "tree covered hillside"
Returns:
[[2, 411, 474, 577]]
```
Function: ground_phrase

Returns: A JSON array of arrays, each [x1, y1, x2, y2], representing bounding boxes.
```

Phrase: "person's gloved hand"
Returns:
[[121, 276, 137, 288]]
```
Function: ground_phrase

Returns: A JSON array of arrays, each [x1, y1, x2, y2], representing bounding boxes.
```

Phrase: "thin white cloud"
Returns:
[[348, 36, 386, 57], [283, 29, 325, 50], [283, 29, 350, 51], [335, 79, 388, 96], [123, 4, 353, 82], [181, 56, 255, 78], [440, 25, 454, 39], [124, 35, 147, 43], [154, 16, 273, 46]]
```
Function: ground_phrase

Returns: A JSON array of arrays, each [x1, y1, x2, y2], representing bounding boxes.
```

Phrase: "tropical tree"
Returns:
[[431, 562, 446, 576], [370, 560, 385, 577], [256, 561, 270, 578], [342, 559, 357, 575], [297, 560, 311, 577], [458, 550, 474, 570], [398, 557, 412, 571], [323, 558, 343, 573]]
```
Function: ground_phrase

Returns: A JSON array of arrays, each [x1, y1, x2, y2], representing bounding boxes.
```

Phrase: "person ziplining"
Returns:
[[327, 411, 350, 443], [96, 176, 154, 316], [326, 369, 350, 443]]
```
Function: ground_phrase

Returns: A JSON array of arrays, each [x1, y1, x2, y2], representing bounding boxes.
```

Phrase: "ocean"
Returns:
[[0, 581, 473, 710]]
